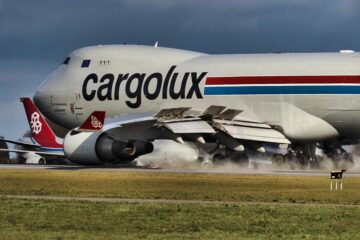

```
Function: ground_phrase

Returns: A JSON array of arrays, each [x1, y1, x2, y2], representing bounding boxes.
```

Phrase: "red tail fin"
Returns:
[[20, 97, 63, 148], [78, 111, 105, 132]]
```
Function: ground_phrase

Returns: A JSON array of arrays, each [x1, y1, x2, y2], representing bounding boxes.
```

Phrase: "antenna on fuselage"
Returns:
[[154, 41, 159, 48]]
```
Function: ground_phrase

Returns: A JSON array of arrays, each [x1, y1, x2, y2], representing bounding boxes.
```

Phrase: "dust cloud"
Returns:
[[134, 140, 200, 169], [134, 140, 360, 171], [134, 140, 265, 171]]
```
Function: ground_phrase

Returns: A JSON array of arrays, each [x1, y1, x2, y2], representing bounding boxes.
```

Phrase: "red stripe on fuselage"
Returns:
[[205, 75, 360, 85]]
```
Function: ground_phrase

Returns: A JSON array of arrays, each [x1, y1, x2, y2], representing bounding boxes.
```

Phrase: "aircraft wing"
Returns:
[[0, 148, 65, 156], [105, 106, 290, 150], [0, 139, 41, 148]]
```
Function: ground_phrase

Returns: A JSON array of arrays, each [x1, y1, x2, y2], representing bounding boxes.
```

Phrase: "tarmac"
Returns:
[[1, 164, 360, 177]]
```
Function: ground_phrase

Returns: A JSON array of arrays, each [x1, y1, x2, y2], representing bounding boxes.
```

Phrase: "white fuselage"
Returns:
[[34, 45, 360, 143]]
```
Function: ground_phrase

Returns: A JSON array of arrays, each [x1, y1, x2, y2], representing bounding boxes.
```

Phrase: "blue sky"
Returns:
[[0, 0, 360, 140]]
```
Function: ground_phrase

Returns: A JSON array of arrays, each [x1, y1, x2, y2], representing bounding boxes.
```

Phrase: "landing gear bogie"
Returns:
[[229, 152, 250, 167], [272, 142, 354, 169]]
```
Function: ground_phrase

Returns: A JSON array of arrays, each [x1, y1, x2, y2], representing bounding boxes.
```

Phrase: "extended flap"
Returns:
[[221, 124, 290, 144], [165, 120, 215, 134], [214, 119, 271, 129]]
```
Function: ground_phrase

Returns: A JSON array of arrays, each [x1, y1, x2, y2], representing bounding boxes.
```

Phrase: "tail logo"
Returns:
[[30, 112, 42, 134], [91, 115, 103, 129]]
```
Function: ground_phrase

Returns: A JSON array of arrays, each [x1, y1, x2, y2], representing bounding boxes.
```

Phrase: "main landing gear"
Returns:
[[198, 146, 250, 168], [272, 142, 354, 169]]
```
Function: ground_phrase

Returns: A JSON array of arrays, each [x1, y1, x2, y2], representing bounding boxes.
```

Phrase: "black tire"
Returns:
[[285, 154, 298, 169], [38, 158, 46, 165], [230, 152, 249, 167], [211, 153, 227, 166], [200, 160, 213, 168], [272, 154, 284, 166], [284, 154, 293, 163], [309, 156, 323, 169]]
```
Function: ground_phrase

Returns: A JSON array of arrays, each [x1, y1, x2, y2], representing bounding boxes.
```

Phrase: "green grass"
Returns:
[[1, 169, 360, 239], [0, 198, 359, 240], [0, 169, 359, 204]]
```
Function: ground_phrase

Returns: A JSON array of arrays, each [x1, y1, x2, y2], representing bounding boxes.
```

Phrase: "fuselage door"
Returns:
[[70, 93, 84, 120]]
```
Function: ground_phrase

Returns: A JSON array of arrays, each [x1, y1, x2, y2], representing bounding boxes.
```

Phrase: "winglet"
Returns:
[[78, 111, 106, 132], [20, 97, 63, 148]]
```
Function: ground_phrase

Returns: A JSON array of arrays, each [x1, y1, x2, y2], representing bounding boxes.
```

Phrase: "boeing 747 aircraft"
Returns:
[[0, 98, 65, 164], [32, 45, 360, 167], [0, 98, 100, 164]]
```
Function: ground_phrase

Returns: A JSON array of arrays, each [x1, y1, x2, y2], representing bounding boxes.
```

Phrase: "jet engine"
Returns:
[[22, 152, 46, 165], [63, 131, 154, 165]]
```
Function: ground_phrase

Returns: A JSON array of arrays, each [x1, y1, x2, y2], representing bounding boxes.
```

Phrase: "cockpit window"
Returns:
[[81, 59, 91, 68], [63, 57, 70, 65]]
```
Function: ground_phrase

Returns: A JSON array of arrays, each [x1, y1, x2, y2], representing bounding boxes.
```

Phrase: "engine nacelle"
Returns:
[[64, 131, 102, 164], [22, 152, 46, 165], [95, 134, 135, 162], [131, 140, 155, 158], [63, 131, 154, 165]]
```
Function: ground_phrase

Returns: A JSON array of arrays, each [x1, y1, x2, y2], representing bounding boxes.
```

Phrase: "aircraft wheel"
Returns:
[[201, 160, 213, 168], [309, 156, 323, 169], [284, 154, 298, 169], [272, 154, 284, 166], [38, 158, 46, 165], [230, 152, 249, 168], [284, 154, 293, 162], [211, 153, 227, 166]]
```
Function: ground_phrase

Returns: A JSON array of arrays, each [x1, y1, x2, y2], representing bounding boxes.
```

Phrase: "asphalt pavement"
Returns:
[[1, 164, 360, 177]]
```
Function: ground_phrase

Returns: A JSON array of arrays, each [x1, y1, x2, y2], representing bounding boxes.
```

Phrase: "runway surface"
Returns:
[[2, 194, 360, 208], [1, 164, 360, 176]]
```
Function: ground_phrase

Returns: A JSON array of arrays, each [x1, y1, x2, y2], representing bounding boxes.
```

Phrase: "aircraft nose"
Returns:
[[33, 82, 51, 114], [34, 63, 69, 109], [33, 88, 45, 106], [33, 68, 60, 113]]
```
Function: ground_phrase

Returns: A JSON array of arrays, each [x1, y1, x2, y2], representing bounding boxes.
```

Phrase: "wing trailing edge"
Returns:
[[111, 105, 290, 152]]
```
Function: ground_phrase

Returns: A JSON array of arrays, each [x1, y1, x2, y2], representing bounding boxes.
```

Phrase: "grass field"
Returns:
[[1, 169, 360, 204], [0, 169, 360, 239]]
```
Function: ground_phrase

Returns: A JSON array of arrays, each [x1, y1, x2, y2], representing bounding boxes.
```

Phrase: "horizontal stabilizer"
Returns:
[[0, 139, 41, 148], [0, 148, 64, 156]]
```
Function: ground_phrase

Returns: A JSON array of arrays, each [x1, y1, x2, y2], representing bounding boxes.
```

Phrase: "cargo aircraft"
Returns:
[[0, 98, 99, 164], [32, 45, 360, 166]]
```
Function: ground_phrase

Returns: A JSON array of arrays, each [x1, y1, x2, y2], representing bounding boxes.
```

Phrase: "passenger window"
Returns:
[[63, 57, 70, 65], [81, 60, 91, 68]]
